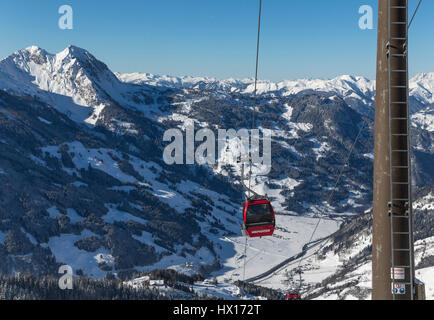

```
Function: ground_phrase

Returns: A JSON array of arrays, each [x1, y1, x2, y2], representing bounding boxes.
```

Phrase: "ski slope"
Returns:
[[213, 215, 341, 283]]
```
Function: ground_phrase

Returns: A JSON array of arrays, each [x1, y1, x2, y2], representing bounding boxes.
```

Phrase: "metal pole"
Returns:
[[373, 0, 415, 300], [372, 0, 392, 300]]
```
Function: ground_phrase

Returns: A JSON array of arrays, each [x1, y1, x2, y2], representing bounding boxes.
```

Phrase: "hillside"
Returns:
[[0, 46, 432, 299]]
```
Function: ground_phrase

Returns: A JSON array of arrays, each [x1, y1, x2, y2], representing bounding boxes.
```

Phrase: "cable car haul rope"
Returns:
[[239, 0, 380, 297], [239, 0, 276, 241]]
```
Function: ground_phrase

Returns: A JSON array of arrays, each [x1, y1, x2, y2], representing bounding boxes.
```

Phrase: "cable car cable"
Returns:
[[408, 0, 423, 30], [252, 0, 262, 131], [242, 0, 263, 281], [294, 102, 374, 293], [243, 0, 374, 293], [248, 0, 263, 197], [244, 103, 374, 291], [243, 237, 248, 280]]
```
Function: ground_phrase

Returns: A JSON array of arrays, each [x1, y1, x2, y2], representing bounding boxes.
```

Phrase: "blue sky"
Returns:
[[0, 0, 432, 81]]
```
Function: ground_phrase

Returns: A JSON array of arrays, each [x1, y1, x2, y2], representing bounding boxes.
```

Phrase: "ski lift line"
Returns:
[[243, 96, 374, 288], [243, 0, 263, 280], [241, 162, 261, 199], [253, 0, 262, 124], [294, 101, 375, 289], [243, 0, 374, 290], [408, 0, 423, 30], [248, 0, 263, 197], [241, 104, 374, 287], [248, 236, 332, 284], [243, 237, 248, 281]]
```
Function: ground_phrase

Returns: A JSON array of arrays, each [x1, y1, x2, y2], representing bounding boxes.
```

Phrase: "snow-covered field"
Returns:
[[248, 234, 434, 300], [412, 106, 434, 133], [416, 267, 434, 299], [126, 234, 434, 300], [125, 276, 263, 300], [213, 215, 340, 283]]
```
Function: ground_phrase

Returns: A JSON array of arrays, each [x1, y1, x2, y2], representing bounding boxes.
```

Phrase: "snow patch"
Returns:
[[47, 206, 62, 219], [47, 229, 110, 278]]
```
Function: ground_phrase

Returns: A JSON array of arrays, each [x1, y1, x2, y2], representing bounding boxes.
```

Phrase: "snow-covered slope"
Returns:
[[0, 46, 119, 123], [0, 46, 432, 300], [0, 46, 161, 126], [410, 73, 434, 105], [246, 189, 434, 300], [412, 105, 434, 132]]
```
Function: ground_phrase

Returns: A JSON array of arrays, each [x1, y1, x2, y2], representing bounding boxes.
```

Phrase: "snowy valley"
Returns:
[[0, 46, 432, 300]]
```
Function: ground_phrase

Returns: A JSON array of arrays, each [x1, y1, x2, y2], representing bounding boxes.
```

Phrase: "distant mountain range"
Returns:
[[0, 46, 432, 299], [118, 71, 434, 105], [118, 71, 434, 121]]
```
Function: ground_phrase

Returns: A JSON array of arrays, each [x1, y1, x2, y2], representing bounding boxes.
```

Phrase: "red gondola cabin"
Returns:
[[242, 198, 275, 238], [286, 293, 301, 301]]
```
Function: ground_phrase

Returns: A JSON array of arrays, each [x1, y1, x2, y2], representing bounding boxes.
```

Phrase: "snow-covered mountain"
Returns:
[[118, 72, 377, 100], [2, 46, 432, 131], [0, 46, 118, 123], [0, 46, 432, 299], [118, 71, 434, 104], [118, 71, 434, 125], [117, 73, 377, 117], [410, 73, 434, 105]]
